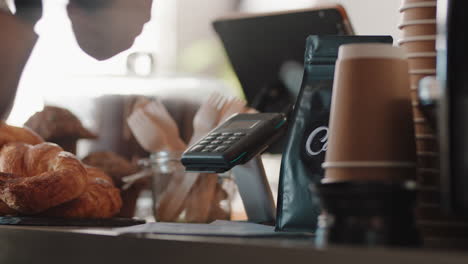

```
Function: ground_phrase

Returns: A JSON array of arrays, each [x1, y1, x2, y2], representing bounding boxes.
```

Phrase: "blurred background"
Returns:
[[7, 0, 401, 126], [5, 0, 403, 220]]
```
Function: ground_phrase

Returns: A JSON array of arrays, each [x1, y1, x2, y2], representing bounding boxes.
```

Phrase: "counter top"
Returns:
[[1, 225, 468, 264]]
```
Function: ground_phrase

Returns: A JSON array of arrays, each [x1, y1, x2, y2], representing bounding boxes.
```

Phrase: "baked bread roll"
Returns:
[[82, 151, 138, 187], [43, 167, 122, 219], [0, 142, 88, 214], [82, 151, 146, 218], [25, 106, 96, 140], [25, 106, 96, 153]]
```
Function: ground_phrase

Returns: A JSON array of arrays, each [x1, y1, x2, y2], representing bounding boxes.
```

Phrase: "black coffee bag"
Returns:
[[276, 35, 393, 232]]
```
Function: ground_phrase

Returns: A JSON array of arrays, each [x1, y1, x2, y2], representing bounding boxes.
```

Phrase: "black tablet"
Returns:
[[213, 5, 354, 113]]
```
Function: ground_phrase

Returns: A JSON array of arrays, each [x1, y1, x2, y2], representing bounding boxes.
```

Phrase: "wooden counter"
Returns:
[[0, 225, 467, 264]]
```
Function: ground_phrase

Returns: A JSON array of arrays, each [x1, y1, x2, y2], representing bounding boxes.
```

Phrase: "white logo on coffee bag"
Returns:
[[306, 126, 329, 156]]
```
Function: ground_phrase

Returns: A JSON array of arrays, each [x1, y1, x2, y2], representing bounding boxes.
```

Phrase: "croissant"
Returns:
[[0, 122, 44, 148], [0, 142, 88, 214], [0, 122, 44, 215], [43, 167, 122, 219], [0, 123, 122, 219]]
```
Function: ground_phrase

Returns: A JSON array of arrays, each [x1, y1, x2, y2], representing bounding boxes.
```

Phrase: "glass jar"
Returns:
[[144, 151, 234, 223]]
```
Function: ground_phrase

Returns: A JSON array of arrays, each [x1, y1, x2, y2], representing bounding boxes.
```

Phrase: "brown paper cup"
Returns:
[[415, 205, 463, 222], [414, 120, 435, 134], [418, 189, 441, 204], [413, 116, 427, 123], [407, 52, 437, 69], [410, 69, 437, 75], [415, 139, 438, 153], [417, 167, 440, 186], [411, 90, 420, 104], [399, 36, 436, 53], [417, 220, 468, 238], [402, 0, 437, 4], [399, 20, 437, 37], [322, 166, 415, 183], [417, 153, 439, 169], [324, 44, 416, 183], [400, 3, 437, 21]]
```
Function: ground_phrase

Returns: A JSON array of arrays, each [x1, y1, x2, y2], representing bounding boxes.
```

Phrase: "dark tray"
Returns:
[[0, 216, 145, 227]]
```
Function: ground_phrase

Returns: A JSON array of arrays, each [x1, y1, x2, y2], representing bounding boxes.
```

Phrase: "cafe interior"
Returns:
[[1, 0, 467, 263]]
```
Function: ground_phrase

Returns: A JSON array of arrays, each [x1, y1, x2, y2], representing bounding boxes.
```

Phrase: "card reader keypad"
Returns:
[[190, 132, 247, 153]]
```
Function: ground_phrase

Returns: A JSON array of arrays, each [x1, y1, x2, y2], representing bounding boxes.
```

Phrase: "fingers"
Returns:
[[207, 92, 220, 105], [144, 98, 170, 118], [133, 97, 152, 112], [127, 109, 164, 152], [219, 97, 247, 123], [244, 107, 259, 114], [128, 109, 155, 131]]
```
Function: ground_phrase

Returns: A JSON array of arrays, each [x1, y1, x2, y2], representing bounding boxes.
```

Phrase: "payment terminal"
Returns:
[[181, 113, 287, 173]]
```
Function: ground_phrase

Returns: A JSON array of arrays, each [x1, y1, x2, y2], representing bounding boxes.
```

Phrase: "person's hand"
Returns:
[[15, 0, 43, 25], [127, 99, 186, 153]]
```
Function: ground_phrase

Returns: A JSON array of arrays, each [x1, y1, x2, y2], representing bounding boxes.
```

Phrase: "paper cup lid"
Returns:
[[322, 161, 416, 169], [409, 69, 437, 74], [338, 44, 406, 60], [415, 134, 437, 140], [398, 19, 437, 28], [413, 118, 427, 123], [400, 2, 437, 11], [407, 52, 437, 58], [417, 151, 439, 157], [398, 35, 436, 44]]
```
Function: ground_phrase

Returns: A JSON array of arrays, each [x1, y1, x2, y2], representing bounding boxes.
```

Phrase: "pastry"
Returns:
[[0, 123, 122, 218], [43, 167, 122, 219], [82, 151, 138, 187], [0, 122, 44, 215], [0, 122, 43, 148], [24, 106, 96, 153], [0, 142, 88, 214], [82, 151, 146, 218]]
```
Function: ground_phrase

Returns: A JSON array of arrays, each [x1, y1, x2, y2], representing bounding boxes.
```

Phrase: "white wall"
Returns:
[[165, 0, 404, 72], [242, 0, 402, 42], [318, 0, 402, 42]]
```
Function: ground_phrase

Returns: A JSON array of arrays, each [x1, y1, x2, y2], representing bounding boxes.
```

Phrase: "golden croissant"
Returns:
[[43, 166, 122, 219], [0, 122, 122, 218]]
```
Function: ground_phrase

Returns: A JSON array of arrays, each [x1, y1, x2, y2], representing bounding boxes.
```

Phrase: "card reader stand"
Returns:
[[232, 156, 276, 224]]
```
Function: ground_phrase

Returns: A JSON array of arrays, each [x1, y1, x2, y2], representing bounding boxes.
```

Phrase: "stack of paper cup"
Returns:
[[398, 0, 438, 219], [397, 0, 468, 247]]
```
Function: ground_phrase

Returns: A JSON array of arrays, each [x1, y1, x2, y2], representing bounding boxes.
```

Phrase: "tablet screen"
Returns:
[[213, 7, 353, 114]]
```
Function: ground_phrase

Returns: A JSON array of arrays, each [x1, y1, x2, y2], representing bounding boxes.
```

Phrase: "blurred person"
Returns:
[[0, 0, 42, 120], [0, 0, 153, 120], [67, 0, 153, 60]]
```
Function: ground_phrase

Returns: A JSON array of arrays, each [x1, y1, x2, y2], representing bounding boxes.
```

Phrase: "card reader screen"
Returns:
[[225, 120, 260, 129]]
